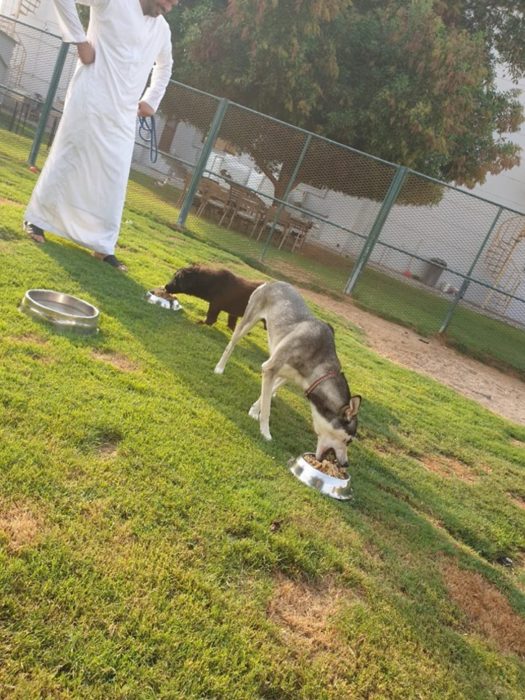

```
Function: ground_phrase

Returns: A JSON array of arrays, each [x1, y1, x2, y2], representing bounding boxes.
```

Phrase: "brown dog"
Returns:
[[164, 264, 263, 330]]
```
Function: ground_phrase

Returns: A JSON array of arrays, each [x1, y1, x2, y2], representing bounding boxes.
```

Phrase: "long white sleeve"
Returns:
[[52, 0, 107, 44], [140, 24, 173, 112]]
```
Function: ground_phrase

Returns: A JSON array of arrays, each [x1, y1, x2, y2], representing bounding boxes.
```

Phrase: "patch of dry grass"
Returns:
[[267, 574, 349, 658], [91, 349, 139, 372], [420, 454, 478, 483], [508, 493, 525, 510], [442, 559, 525, 658], [0, 501, 43, 553]]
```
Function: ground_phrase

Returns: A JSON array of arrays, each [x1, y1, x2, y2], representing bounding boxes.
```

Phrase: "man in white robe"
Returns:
[[24, 0, 177, 270]]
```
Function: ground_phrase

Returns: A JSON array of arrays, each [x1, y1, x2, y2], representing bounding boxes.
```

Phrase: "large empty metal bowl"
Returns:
[[20, 289, 100, 333], [289, 453, 353, 501]]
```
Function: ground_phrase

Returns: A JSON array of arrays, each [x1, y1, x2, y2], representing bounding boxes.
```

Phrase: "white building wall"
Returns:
[[0, 0, 20, 17], [462, 72, 525, 323], [0, 30, 15, 85], [0, 0, 76, 102]]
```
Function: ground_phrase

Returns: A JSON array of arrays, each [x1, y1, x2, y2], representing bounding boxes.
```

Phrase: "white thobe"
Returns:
[[25, 0, 173, 255]]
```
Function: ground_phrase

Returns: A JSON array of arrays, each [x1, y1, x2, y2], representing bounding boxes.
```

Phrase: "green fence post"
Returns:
[[260, 133, 312, 261], [28, 41, 69, 167], [175, 97, 229, 230], [343, 165, 408, 295], [439, 206, 504, 334]]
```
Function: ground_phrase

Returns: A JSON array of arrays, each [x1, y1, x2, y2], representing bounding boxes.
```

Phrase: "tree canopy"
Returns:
[[166, 0, 524, 203]]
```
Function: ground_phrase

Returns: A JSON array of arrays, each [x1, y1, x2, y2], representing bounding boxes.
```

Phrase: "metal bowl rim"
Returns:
[[24, 289, 99, 320], [295, 452, 350, 485], [145, 291, 169, 302]]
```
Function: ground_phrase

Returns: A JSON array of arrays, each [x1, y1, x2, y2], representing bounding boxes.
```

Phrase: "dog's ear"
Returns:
[[342, 395, 361, 421]]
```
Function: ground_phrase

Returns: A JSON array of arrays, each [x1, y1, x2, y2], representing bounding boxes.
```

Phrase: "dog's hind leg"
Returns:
[[214, 284, 267, 374], [214, 318, 259, 374], [249, 376, 286, 421]]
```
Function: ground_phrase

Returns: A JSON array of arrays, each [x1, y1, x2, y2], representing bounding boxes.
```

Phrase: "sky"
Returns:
[[467, 71, 525, 214]]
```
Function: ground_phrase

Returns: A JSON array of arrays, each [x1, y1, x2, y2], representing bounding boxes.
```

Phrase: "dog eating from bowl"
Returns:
[[214, 281, 361, 467], [163, 264, 263, 330]]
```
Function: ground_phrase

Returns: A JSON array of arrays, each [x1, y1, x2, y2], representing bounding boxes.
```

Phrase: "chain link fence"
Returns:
[[1, 16, 524, 357]]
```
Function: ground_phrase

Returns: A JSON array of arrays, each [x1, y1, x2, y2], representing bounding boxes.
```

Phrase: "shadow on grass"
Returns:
[[338, 446, 525, 693], [40, 239, 322, 461]]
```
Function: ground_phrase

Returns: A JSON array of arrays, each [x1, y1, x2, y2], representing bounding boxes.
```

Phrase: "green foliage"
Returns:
[[168, 0, 523, 201], [430, 0, 525, 78]]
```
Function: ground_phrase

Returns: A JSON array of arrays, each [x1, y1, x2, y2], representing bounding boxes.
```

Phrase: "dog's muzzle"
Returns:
[[318, 447, 348, 468]]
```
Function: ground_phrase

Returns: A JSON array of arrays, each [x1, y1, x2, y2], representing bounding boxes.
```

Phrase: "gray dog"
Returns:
[[214, 281, 361, 465]]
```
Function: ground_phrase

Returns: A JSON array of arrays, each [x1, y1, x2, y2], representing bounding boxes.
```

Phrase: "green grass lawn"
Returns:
[[1, 132, 525, 698]]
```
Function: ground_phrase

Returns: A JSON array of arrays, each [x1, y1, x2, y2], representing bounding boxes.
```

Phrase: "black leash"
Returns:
[[138, 115, 158, 163]]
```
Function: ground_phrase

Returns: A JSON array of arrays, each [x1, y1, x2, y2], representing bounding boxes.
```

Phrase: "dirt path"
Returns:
[[302, 289, 525, 427]]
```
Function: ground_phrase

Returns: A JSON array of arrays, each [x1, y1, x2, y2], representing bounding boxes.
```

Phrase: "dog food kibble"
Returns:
[[304, 452, 348, 479], [151, 287, 177, 300]]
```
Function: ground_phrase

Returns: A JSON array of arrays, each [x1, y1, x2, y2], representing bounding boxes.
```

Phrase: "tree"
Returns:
[[167, 0, 523, 203], [430, 1, 525, 78]]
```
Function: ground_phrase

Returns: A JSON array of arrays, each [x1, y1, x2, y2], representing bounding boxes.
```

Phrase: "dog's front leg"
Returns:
[[227, 314, 238, 331], [249, 376, 286, 421], [258, 364, 278, 441], [204, 304, 220, 326]]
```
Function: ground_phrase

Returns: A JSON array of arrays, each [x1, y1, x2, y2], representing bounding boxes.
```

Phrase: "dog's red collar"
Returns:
[[304, 370, 341, 398]]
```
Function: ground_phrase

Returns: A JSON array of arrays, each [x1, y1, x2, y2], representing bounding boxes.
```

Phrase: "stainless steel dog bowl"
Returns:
[[20, 289, 99, 333], [145, 291, 182, 311], [289, 453, 353, 501]]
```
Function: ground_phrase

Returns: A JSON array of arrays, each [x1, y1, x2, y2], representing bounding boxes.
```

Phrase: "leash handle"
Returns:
[[138, 115, 158, 163]]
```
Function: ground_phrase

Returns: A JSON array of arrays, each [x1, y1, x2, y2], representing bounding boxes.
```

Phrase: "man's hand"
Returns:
[[77, 41, 95, 65], [138, 101, 155, 117]]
